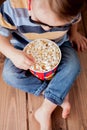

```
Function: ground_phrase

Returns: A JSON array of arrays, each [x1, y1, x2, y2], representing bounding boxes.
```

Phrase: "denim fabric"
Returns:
[[2, 41, 80, 105]]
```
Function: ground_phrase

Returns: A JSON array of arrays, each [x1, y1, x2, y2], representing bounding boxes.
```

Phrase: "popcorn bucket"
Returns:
[[30, 64, 58, 80], [24, 39, 61, 80]]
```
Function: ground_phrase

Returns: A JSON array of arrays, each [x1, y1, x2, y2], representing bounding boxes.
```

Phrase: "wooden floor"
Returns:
[[0, 1, 87, 130]]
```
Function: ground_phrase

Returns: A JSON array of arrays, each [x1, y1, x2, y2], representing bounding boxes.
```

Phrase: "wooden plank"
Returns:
[[67, 82, 85, 130], [52, 107, 67, 130], [67, 20, 87, 130], [75, 51, 87, 130], [81, 1, 87, 36], [67, 84, 82, 130], [67, 68, 87, 130], [77, 73, 87, 129], [28, 94, 44, 130], [77, 52, 87, 129], [0, 64, 27, 130]]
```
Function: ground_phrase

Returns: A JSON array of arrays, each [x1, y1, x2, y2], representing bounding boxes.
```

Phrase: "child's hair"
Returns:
[[48, 0, 84, 21]]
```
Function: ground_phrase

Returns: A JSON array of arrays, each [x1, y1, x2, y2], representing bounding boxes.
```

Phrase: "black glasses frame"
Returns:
[[29, 16, 72, 29]]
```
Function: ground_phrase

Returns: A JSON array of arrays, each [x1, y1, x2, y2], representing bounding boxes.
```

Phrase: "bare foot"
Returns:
[[61, 101, 71, 119], [34, 107, 52, 130]]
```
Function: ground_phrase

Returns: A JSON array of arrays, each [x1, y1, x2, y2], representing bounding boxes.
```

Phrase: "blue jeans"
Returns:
[[2, 41, 80, 105]]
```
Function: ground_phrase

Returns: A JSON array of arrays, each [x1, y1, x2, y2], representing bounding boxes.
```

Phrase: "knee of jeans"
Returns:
[[65, 57, 81, 76]]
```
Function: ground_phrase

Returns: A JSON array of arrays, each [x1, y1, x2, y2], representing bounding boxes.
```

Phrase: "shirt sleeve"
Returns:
[[0, 0, 17, 37]]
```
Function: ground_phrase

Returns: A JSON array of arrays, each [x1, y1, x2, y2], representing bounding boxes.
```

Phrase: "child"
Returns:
[[0, 0, 87, 130]]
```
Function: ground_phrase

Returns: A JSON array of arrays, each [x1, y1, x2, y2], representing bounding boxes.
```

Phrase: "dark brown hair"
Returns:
[[48, 0, 84, 21]]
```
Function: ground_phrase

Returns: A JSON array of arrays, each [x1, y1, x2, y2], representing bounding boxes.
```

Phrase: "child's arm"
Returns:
[[0, 35, 35, 70], [69, 23, 87, 51], [0, 1, 35, 70]]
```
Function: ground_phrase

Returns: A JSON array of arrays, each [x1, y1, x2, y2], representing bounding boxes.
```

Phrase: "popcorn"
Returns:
[[24, 39, 61, 72]]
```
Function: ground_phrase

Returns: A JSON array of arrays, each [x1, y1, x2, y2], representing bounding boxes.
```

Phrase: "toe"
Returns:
[[62, 109, 70, 119], [62, 103, 71, 119]]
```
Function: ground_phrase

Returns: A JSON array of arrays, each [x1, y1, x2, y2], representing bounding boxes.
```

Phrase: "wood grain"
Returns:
[[81, 1, 87, 36], [0, 64, 27, 130], [28, 94, 44, 130]]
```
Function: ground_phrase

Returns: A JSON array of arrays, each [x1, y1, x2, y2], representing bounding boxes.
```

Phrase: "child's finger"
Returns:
[[27, 54, 35, 63], [79, 39, 86, 51], [83, 36, 87, 46], [79, 37, 87, 50], [82, 39, 87, 50]]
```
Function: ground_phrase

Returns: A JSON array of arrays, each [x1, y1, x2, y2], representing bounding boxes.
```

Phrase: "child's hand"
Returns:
[[10, 49, 35, 70], [69, 32, 87, 51]]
